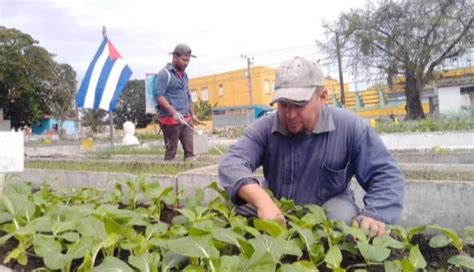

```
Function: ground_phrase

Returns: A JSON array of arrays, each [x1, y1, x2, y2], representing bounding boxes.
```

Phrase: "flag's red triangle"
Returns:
[[107, 39, 122, 60]]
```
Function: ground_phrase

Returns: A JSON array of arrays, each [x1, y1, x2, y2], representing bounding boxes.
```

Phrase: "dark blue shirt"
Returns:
[[218, 105, 405, 224], [154, 63, 192, 117]]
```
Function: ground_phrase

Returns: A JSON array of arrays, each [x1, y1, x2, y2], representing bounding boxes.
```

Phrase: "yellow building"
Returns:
[[189, 66, 276, 107]]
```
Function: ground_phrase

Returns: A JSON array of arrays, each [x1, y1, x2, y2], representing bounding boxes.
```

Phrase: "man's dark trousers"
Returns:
[[161, 122, 194, 161]]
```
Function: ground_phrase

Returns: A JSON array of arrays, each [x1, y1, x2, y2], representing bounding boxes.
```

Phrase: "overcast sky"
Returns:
[[1, 0, 368, 83]]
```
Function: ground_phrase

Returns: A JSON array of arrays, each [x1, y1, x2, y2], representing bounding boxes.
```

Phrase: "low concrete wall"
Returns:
[[11, 167, 474, 232], [380, 131, 474, 150], [12, 169, 175, 192]]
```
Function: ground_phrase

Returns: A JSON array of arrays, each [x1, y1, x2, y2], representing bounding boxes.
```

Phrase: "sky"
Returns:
[[0, 0, 368, 83]]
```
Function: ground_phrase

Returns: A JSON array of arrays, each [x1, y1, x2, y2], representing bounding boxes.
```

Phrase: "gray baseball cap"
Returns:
[[171, 44, 196, 58], [270, 56, 324, 105]]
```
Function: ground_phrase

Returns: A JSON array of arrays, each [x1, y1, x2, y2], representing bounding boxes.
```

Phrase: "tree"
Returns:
[[194, 99, 216, 121], [319, 0, 474, 119], [81, 108, 107, 133], [114, 79, 152, 128], [0, 27, 77, 128]]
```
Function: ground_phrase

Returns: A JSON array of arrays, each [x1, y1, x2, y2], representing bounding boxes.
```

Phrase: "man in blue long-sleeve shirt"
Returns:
[[218, 56, 404, 237]]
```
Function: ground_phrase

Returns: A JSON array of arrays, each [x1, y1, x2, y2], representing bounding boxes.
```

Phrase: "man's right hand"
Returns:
[[172, 112, 185, 124], [257, 203, 286, 226]]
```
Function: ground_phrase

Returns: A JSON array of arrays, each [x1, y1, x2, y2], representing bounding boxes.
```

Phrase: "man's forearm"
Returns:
[[237, 183, 275, 210], [157, 96, 176, 114]]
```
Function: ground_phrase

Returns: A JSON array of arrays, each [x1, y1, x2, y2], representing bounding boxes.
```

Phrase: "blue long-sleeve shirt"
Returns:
[[218, 105, 405, 224]]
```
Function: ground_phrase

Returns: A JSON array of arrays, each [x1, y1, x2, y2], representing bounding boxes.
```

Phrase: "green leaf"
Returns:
[[76, 217, 107, 240], [407, 225, 426, 240], [448, 255, 474, 270], [212, 227, 245, 247], [0, 194, 16, 217], [304, 204, 327, 222], [289, 222, 316, 252], [183, 264, 206, 272], [244, 251, 277, 272], [400, 257, 414, 272], [341, 224, 368, 243], [161, 252, 186, 272], [463, 226, 474, 244], [428, 224, 462, 250], [189, 220, 214, 235], [92, 256, 133, 272], [253, 218, 287, 237], [237, 238, 255, 257], [278, 260, 317, 272], [373, 236, 404, 249], [324, 245, 342, 268], [429, 234, 451, 248], [384, 260, 402, 272], [217, 255, 242, 271], [59, 232, 80, 242], [33, 236, 67, 270], [145, 222, 168, 239], [309, 243, 325, 264], [408, 245, 426, 269], [249, 235, 302, 261], [168, 235, 219, 259], [0, 211, 13, 224], [128, 253, 160, 272], [66, 236, 94, 260], [357, 242, 390, 262], [178, 208, 196, 221]]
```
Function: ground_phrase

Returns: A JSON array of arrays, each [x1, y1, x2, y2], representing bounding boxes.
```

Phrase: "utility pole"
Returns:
[[335, 32, 346, 107], [241, 54, 254, 105], [103, 26, 115, 147]]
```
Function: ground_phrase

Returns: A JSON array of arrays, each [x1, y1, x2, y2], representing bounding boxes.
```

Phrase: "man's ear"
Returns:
[[318, 88, 328, 101]]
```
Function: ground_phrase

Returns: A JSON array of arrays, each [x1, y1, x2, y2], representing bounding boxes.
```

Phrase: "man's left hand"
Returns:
[[192, 115, 203, 125], [353, 215, 390, 237]]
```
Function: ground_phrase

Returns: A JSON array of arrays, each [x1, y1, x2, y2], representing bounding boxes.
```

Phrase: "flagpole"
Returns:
[[102, 26, 115, 147]]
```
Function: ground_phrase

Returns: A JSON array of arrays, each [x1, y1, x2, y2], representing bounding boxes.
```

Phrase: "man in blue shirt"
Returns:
[[155, 44, 200, 161], [218, 56, 404, 237]]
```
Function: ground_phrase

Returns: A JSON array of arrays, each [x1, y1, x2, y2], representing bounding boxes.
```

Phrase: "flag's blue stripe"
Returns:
[[75, 38, 108, 107], [109, 65, 133, 111], [93, 56, 116, 109]]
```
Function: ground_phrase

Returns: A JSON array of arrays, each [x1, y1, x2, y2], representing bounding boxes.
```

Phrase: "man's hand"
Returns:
[[353, 215, 390, 237], [192, 115, 203, 125], [172, 112, 185, 124], [257, 203, 286, 226]]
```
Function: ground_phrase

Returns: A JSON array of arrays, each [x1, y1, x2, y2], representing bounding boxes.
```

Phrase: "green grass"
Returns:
[[25, 160, 207, 175], [375, 116, 474, 133], [90, 145, 228, 158]]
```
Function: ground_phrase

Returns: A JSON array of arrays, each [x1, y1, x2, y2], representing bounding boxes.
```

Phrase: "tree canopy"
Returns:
[[319, 0, 473, 119], [0, 27, 77, 129], [114, 79, 153, 128]]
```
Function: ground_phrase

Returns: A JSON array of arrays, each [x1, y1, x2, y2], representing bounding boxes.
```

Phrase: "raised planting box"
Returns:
[[0, 180, 473, 271]]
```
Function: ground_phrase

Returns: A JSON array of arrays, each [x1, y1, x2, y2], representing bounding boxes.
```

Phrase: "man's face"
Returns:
[[277, 89, 327, 135], [173, 54, 191, 71]]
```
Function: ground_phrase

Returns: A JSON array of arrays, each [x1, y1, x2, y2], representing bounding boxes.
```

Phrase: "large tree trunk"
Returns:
[[404, 72, 425, 120]]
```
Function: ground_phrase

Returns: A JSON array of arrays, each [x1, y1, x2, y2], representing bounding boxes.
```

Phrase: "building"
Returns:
[[31, 115, 79, 135]]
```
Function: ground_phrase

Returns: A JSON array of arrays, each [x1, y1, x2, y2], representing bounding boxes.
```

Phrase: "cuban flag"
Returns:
[[76, 37, 132, 112]]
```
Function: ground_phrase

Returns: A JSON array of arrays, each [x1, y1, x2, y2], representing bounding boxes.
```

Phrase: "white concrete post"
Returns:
[[0, 132, 24, 191]]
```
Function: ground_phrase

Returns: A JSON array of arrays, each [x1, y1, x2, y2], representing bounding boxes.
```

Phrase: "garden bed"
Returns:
[[0, 180, 472, 271]]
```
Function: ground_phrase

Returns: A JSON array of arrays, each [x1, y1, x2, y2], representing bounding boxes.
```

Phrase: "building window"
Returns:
[[201, 87, 209, 101], [271, 80, 275, 93], [190, 89, 198, 102], [264, 80, 270, 95], [218, 84, 224, 97]]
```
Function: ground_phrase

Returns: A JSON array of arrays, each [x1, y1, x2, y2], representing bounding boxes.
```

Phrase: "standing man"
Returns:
[[218, 56, 405, 237], [155, 44, 200, 161]]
